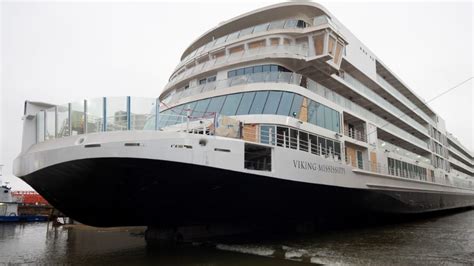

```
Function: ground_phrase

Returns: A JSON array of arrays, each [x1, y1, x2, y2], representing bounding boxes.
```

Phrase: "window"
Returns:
[[268, 20, 286, 30], [316, 102, 325, 127], [299, 131, 308, 152], [289, 94, 303, 118], [296, 20, 307, 28], [318, 136, 326, 155], [308, 100, 317, 125], [253, 23, 269, 34], [206, 96, 226, 115], [199, 78, 207, 85], [249, 91, 269, 114], [207, 76, 216, 83], [324, 106, 333, 130], [248, 40, 266, 49], [239, 26, 254, 37], [326, 140, 334, 156], [191, 99, 210, 117], [277, 92, 294, 116], [214, 35, 227, 46], [334, 142, 341, 160], [290, 129, 298, 149], [313, 34, 325, 56], [244, 67, 253, 75], [284, 19, 298, 29], [270, 38, 280, 46], [226, 31, 240, 42], [328, 36, 336, 56], [260, 125, 276, 145], [357, 150, 363, 169], [236, 92, 256, 115], [245, 143, 272, 171], [262, 91, 282, 114], [229, 45, 244, 54], [221, 93, 243, 116], [332, 109, 340, 133], [277, 126, 289, 148], [310, 135, 318, 155]]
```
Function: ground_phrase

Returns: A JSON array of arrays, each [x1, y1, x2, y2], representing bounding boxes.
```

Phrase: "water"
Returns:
[[1, 209, 473, 265]]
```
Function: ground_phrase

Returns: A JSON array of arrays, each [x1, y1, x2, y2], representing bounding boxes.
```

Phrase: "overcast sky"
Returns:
[[1, 1, 473, 190]]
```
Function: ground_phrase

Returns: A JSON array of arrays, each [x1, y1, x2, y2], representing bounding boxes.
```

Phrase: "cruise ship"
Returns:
[[13, 2, 474, 228]]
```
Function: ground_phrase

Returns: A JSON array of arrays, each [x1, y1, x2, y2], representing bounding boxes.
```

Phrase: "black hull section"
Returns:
[[22, 158, 474, 227]]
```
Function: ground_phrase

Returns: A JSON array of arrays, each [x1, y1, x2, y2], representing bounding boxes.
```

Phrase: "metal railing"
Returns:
[[344, 127, 367, 142]]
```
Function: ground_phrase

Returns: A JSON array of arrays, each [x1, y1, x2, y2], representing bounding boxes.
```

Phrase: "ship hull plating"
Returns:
[[21, 158, 474, 227]]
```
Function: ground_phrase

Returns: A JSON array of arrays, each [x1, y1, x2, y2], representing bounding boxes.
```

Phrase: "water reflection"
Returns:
[[0, 209, 473, 265]]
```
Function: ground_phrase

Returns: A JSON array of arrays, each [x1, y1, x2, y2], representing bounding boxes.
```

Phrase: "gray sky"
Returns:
[[1, 1, 473, 190]]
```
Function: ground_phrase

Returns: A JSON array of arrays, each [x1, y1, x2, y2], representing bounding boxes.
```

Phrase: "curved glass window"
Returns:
[[263, 91, 282, 114], [249, 91, 269, 114], [221, 93, 243, 116], [289, 94, 303, 118], [162, 90, 341, 133], [192, 98, 210, 117], [206, 96, 226, 115], [236, 92, 256, 115], [276, 92, 294, 116], [268, 20, 286, 30]]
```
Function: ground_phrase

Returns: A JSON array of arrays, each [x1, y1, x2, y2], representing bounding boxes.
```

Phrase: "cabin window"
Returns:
[[268, 20, 286, 30], [244, 143, 271, 171], [207, 76, 216, 83], [199, 78, 207, 85], [276, 92, 294, 116]]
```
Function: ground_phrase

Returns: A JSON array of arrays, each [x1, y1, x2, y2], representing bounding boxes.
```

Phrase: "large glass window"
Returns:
[[262, 91, 282, 114], [308, 100, 317, 125], [236, 92, 256, 115], [289, 94, 303, 118], [332, 110, 340, 133], [239, 26, 254, 37], [316, 102, 325, 128], [249, 91, 269, 114], [221, 93, 243, 116], [276, 92, 294, 116], [324, 106, 333, 131], [192, 98, 210, 117], [206, 96, 226, 115]]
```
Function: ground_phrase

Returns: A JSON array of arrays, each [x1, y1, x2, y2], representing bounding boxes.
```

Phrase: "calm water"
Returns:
[[1, 210, 473, 265]]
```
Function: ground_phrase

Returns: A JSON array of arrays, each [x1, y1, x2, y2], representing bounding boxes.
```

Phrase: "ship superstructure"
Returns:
[[13, 2, 474, 227]]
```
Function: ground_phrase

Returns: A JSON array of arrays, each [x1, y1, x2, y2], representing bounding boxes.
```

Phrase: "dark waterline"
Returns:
[[0, 209, 473, 265]]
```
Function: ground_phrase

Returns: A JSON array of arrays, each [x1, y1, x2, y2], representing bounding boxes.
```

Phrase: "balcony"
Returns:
[[163, 72, 302, 106]]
